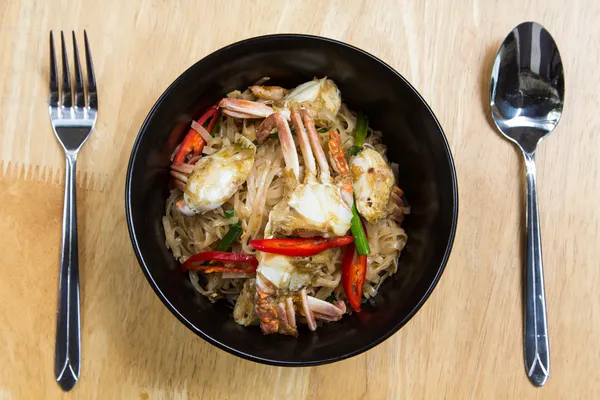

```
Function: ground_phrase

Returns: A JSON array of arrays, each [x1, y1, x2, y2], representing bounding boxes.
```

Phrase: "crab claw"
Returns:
[[388, 186, 410, 223], [255, 286, 298, 336], [306, 296, 346, 321], [219, 98, 274, 119]]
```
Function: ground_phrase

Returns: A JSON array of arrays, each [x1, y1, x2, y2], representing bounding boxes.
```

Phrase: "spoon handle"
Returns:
[[523, 151, 550, 386]]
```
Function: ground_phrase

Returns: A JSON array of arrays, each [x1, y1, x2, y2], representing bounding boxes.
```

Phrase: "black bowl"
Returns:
[[126, 34, 458, 366]]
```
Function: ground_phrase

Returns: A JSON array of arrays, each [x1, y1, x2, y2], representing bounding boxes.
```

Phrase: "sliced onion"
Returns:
[[191, 120, 213, 143], [170, 144, 181, 161]]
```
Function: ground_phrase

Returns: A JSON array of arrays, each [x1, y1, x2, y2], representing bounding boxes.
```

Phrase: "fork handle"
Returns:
[[54, 152, 81, 391], [523, 151, 550, 386]]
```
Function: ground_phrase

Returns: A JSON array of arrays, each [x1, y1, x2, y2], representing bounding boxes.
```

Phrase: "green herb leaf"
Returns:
[[354, 113, 368, 146], [224, 209, 235, 218], [317, 127, 329, 133], [214, 221, 243, 252], [350, 113, 368, 155]]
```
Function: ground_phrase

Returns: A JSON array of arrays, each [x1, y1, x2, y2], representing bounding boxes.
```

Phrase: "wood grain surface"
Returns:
[[1, 0, 599, 398]]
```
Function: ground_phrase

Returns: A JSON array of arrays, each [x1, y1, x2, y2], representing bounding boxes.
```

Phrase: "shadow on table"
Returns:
[[480, 41, 501, 132]]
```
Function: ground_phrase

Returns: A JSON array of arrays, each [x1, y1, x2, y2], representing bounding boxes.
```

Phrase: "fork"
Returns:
[[49, 30, 97, 391]]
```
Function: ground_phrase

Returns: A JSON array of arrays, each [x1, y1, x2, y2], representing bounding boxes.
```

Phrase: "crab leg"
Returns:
[[301, 110, 331, 183], [219, 98, 273, 118], [300, 288, 317, 331], [173, 180, 186, 191], [170, 163, 194, 190], [171, 162, 195, 174], [256, 288, 279, 334], [307, 296, 346, 321], [285, 297, 296, 328], [170, 170, 188, 183], [170, 163, 194, 191], [222, 109, 260, 119], [257, 113, 300, 179], [290, 110, 317, 182], [275, 300, 297, 335], [389, 186, 408, 223], [175, 199, 197, 216], [328, 130, 354, 208]]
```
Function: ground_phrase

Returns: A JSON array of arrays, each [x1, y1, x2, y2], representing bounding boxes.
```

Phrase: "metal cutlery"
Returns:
[[49, 30, 98, 391], [490, 21, 564, 387]]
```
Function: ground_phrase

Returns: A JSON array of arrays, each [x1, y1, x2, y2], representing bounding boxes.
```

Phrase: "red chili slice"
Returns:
[[172, 105, 219, 163], [249, 236, 354, 257], [181, 251, 258, 273], [342, 242, 367, 312]]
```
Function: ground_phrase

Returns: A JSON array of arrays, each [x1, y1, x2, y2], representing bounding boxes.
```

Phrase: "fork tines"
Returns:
[[49, 30, 97, 112]]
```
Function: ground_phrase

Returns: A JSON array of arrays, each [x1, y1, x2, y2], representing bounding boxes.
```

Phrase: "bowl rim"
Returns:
[[125, 33, 459, 366]]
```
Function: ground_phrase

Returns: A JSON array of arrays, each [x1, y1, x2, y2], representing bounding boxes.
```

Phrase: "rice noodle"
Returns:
[[162, 78, 408, 322]]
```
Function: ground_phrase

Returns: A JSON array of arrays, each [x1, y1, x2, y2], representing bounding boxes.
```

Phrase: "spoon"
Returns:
[[490, 21, 564, 387]]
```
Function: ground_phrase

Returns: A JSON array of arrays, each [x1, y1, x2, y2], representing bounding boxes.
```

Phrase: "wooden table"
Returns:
[[1, 0, 599, 398]]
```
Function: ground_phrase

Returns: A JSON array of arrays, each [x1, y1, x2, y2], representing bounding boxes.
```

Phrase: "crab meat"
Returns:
[[170, 135, 256, 215], [263, 109, 353, 238], [350, 148, 396, 223], [233, 279, 258, 326], [283, 78, 342, 117], [249, 85, 287, 101]]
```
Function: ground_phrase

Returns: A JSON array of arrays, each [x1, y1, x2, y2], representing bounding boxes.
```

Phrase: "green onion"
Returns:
[[349, 113, 368, 156], [215, 221, 242, 251], [348, 145, 362, 156], [210, 113, 221, 136], [317, 127, 329, 133], [355, 113, 368, 146], [350, 201, 370, 256], [224, 209, 235, 219]]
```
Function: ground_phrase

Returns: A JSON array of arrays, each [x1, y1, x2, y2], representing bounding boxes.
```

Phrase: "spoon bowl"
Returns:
[[491, 21, 564, 152], [489, 21, 564, 387]]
